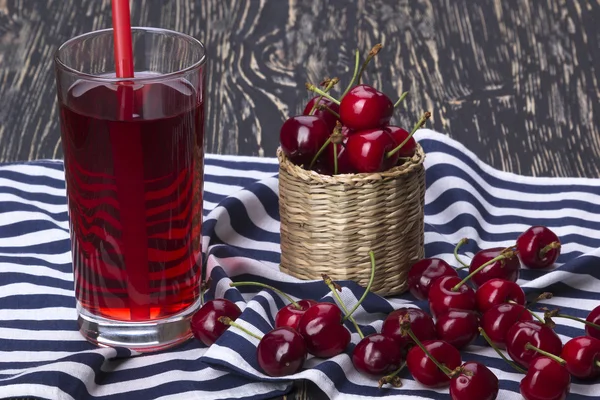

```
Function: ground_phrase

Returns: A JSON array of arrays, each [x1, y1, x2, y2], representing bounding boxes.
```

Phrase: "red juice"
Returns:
[[59, 75, 204, 321]]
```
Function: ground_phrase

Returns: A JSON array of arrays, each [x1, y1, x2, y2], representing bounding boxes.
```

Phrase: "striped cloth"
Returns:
[[0, 129, 599, 400]]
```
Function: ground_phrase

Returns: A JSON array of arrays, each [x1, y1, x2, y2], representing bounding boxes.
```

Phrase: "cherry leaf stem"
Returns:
[[378, 362, 405, 388], [344, 250, 376, 320], [218, 316, 263, 341], [322, 275, 364, 339], [306, 83, 340, 105], [318, 104, 341, 119], [553, 313, 600, 330], [479, 327, 527, 374], [309, 137, 332, 170], [525, 342, 566, 365], [451, 251, 513, 291], [356, 43, 382, 85], [453, 238, 471, 270], [404, 328, 453, 377], [393, 91, 409, 109], [539, 241, 561, 258], [309, 79, 338, 115], [229, 282, 301, 310], [341, 49, 360, 98], [385, 111, 431, 159]]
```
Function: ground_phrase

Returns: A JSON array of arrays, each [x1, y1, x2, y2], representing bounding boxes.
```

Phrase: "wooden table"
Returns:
[[1, 1, 599, 399]]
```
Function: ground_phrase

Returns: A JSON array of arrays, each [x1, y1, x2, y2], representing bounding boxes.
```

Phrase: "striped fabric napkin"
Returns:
[[0, 129, 599, 399]]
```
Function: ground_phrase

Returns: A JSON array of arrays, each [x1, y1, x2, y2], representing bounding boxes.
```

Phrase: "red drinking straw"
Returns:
[[110, 0, 150, 321]]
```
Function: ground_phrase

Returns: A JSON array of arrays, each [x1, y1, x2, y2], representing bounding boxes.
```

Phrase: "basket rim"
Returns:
[[277, 142, 426, 184]]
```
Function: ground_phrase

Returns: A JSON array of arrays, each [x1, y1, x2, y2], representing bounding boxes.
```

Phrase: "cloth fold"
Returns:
[[0, 130, 599, 399]]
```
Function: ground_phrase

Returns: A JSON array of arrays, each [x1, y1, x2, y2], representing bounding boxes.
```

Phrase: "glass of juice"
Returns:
[[54, 27, 206, 352]]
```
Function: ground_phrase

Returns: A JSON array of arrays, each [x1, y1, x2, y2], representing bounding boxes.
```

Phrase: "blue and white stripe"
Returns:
[[0, 130, 598, 399]]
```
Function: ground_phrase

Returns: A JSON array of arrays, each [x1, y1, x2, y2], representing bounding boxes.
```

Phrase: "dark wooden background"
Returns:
[[1, 0, 599, 399]]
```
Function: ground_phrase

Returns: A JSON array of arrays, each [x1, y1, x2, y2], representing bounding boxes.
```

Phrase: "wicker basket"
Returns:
[[277, 144, 426, 296]]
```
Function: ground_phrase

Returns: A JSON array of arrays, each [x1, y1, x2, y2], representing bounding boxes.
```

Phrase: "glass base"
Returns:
[[77, 297, 201, 353]]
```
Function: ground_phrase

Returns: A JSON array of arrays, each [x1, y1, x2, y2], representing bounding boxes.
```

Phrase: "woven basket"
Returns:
[[277, 144, 426, 296]]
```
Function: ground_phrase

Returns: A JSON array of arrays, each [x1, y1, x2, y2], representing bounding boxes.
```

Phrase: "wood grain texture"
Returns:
[[1, 0, 599, 178]]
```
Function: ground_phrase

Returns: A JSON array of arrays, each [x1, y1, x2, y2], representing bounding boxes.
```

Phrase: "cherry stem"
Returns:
[[309, 137, 332, 170], [322, 274, 364, 339], [218, 316, 263, 341], [229, 281, 301, 310], [553, 313, 600, 330], [385, 111, 431, 159], [333, 142, 338, 174], [306, 83, 340, 105], [451, 250, 514, 292], [341, 49, 360, 99], [404, 327, 453, 377], [378, 362, 405, 388], [393, 91, 409, 108], [525, 343, 566, 365], [318, 104, 341, 119], [539, 241, 561, 258], [478, 327, 527, 374], [453, 238, 471, 270], [309, 78, 339, 115], [356, 43, 382, 85], [508, 300, 545, 324], [344, 250, 376, 320]]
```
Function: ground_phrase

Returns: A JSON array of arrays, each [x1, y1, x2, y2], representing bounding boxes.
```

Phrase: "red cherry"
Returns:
[[506, 321, 563, 369], [407, 258, 459, 301], [481, 303, 533, 349], [381, 308, 436, 352], [435, 310, 480, 350], [280, 115, 331, 167], [325, 140, 356, 174], [297, 302, 351, 358], [520, 356, 571, 400], [427, 276, 476, 320], [274, 299, 317, 331], [516, 226, 561, 269], [560, 336, 600, 379], [468, 247, 520, 288], [406, 340, 462, 387], [475, 278, 526, 313], [586, 305, 600, 340], [385, 126, 417, 158], [257, 326, 307, 377], [449, 362, 499, 400], [345, 128, 399, 172], [303, 96, 340, 131], [352, 333, 403, 376], [339, 84, 394, 131], [190, 299, 242, 346]]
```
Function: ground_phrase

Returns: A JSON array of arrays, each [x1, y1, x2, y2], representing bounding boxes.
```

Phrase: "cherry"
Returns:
[[475, 278, 526, 313], [468, 247, 520, 288], [435, 310, 480, 350], [344, 128, 399, 172], [275, 299, 317, 331], [280, 115, 331, 167], [449, 362, 499, 400], [517, 226, 561, 269], [407, 258, 458, 301], [381, 307, 436, 352], [297, 302, 351, 358], [406, 340, 462, 387], [352, 333, 403, 377], [339, 84, 394, 131], [427, 275, 476, 320], [520, 356, 570, 400], [257, 326, 307, 377], [385, 126, 417, 158], [325, 140, 355, 174], [560, 336, 600, 379], [303, 96, 340, 131], [586, 305, 600, 340], [506, 320, 563, 368], [481, 303, 533, 349], [190, 299, 242, 346]]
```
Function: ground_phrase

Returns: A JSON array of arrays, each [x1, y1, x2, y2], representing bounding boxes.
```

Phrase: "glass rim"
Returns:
[[54, 26, 207, 84]]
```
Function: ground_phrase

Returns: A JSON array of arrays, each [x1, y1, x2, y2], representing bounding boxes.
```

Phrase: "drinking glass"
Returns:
[[54, 27, 206, 352]]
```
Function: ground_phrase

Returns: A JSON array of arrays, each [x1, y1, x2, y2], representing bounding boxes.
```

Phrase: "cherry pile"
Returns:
[[279, 44, 431, 175], [190, 225, 600, 399]]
